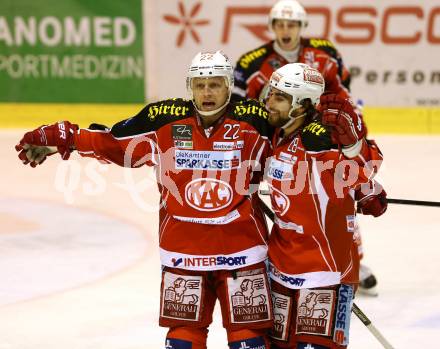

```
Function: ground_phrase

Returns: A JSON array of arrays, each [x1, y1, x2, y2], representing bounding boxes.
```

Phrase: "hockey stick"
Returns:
[[352, 303, 395, 349], [258, 197, 396, 349], [259, 189, 440, 207], [386, 198, 440, 207]]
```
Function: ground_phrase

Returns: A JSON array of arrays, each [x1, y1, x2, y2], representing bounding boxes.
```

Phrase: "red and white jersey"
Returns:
[[232, 38, 351, 101], [266, 117, 383, 289], [74, 98, 273, 271]]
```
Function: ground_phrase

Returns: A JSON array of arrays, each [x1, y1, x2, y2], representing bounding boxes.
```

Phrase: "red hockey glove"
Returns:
[[319, 94, 367, 146], [355, 181, 388, 217], [15, 121, 79, 161], [16, 144, 58, 167]]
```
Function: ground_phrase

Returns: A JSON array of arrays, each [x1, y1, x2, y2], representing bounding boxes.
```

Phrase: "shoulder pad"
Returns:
[[231, 99, 268, 119], [301, 121, 336, 151], [230, 99, 273, 138], [111, 98, 193, 138], [143, 98, 192, 121], [237, 42, 273, 70], [303, 37, 338, 57]]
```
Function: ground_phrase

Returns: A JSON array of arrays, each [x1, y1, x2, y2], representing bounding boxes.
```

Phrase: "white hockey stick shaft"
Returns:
[[352, 303, 395, 349]]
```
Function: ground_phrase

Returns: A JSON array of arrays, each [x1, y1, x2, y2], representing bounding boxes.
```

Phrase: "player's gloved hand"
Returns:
[[15, 121, 79, 161], [16, 144, 58, 167], [355, 181, 388, 217], [319, 94, 367, 146]]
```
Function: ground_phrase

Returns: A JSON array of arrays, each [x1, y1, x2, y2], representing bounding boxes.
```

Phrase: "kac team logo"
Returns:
[[185, 178, 233, 211], [270, 185, 290, 216]]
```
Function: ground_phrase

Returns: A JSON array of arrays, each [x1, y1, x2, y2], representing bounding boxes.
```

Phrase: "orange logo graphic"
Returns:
[[163, 2, 210, 47]]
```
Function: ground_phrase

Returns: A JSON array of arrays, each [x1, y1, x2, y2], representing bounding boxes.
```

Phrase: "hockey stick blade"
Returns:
[[258, 197, 396, 349]]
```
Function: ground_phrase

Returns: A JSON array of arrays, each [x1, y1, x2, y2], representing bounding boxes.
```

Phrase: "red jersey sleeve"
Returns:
[[74, 128, 157, 167], [72, 100, 192, 167]]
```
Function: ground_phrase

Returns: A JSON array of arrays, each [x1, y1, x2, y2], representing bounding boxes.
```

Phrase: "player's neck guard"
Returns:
[[281, 109, 306, 132]]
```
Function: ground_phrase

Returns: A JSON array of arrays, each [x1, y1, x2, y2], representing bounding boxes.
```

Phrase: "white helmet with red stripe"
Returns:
[[186, 50, 234, 116], [269, 0, 308, 29], [269, 63, 325, 109]]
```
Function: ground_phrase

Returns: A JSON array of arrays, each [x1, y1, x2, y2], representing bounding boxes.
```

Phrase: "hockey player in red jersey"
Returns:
[[15, 51, 274, 349], [233, 0, 386, 295], [232, 0, 350, 101], [263, 63, 383, 348]]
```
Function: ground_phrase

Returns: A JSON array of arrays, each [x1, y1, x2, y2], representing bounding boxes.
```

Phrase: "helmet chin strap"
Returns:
[[281, 107, 306, 130], [192, 91, 232, 117]]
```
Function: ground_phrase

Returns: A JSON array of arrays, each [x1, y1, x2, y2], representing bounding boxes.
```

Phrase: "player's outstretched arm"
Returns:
[[15, 121, 78, 167], [16, 114, 157, 168]]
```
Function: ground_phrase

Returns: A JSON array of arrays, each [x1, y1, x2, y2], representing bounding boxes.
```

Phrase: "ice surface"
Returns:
[[1, 131, 439, 348]]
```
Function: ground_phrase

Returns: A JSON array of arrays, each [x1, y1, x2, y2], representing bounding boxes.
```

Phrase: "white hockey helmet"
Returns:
[[187, 50, 234, 116], [269, 63, 325, 110], [269, 0, 308, 29]]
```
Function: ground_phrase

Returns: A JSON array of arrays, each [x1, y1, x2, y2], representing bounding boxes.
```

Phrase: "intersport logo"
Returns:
[[185, 178, 233, 211]]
